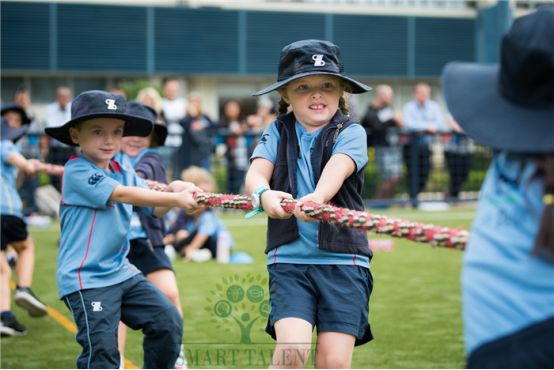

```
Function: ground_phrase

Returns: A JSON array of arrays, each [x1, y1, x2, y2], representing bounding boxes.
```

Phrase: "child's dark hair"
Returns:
[[532, 154, 554, 260], [277, 80, 351, 116]]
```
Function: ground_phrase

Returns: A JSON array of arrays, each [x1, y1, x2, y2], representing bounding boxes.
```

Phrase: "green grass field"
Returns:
[[1, 207, 474, 369]]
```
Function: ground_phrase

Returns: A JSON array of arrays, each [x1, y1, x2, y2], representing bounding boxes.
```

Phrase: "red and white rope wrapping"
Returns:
[[33, 162, 469, 249]]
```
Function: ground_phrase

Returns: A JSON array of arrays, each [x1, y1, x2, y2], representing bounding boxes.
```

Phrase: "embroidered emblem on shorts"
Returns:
[[91, 301, 103, 312]]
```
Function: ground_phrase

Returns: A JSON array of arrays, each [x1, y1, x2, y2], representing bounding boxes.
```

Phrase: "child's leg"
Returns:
[[314, 331, 356, 369], [64, 287, 122, 369], [118, 321, 127, 356], [119, 275, 183, 369], [0, 251, 12, 313], [146, 268, 183, 316], [10, 235, 35, 288], [271, 318, 314, 369]]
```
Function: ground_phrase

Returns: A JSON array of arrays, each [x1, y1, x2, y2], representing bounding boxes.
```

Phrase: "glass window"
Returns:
[[30, 77, 71, 104], [74, 78, 107, 96]]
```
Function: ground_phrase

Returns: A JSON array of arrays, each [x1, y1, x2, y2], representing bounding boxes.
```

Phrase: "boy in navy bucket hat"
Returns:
[[1, 107, 49, 337], [442, 6, 554, 368], [246, 40, 373, 368], [45, 90, 202, 369]]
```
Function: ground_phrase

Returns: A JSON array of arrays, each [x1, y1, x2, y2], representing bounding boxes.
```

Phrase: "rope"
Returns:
[[33, 162, 469, 249]]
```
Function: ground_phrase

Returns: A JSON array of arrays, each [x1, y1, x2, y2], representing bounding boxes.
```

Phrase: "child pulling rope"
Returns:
[[33, 162, 469, 249]]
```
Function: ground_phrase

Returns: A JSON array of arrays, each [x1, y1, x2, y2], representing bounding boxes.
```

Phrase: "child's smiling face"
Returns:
[[69, 118, 125, 170], [121, 135, 151, 158], [278, 75, 345, 133]]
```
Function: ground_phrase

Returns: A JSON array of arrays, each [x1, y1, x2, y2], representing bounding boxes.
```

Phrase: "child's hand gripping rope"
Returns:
[[33, 161, 469, 249]]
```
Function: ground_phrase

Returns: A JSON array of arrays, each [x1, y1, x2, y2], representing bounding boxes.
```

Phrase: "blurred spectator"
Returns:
[[179, 92, 217, 172], [361, 84, 404, 201], [164, 166, 233, 262], [109, 85, 126, 98], [220, 100, 251, 194], [443, 114, 472, 202], [401, 83, 444, 206], [161, 78, 187, 147], [247, 97, 277, 133], [12, 87, 42, 215], [42, 86, 75, 192], [136, 87, 164, 122]]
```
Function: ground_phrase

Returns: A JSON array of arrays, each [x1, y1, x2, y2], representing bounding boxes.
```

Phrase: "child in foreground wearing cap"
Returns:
[[45, 90, 202, 369], [113, 100, 187, 368], [245, 39, 373, 368], [1, 105, 49, 337], [443, 6, 554, 368]]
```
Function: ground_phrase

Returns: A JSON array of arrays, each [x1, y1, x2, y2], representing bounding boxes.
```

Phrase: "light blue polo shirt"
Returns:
[[56, 155, 153, 299], [461, 152, 554, 355], [251, 120, 370, 268], [1, 140, 24, 218]]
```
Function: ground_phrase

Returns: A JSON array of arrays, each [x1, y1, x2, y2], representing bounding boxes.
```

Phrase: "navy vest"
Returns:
[[265, 110, 372, 259]]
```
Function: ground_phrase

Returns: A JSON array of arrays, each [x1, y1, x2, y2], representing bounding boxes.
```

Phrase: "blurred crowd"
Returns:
[[2, 79, 477, 217]]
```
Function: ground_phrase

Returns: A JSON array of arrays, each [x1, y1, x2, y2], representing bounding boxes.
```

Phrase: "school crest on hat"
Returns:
[[252, 39, 371, 96]]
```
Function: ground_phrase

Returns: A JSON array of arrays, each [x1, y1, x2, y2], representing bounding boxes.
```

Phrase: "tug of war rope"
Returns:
[[33, 162, 469, 250]]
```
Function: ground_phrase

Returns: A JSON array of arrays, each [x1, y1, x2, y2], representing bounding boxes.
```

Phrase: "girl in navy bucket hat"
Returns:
[[442, 6, 554, 368], [246, 40, 373, 368]]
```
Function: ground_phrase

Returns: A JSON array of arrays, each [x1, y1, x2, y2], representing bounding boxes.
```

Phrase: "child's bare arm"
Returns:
[[6, 153, 38, 176], [151, 181, 203, 218], [294, 153, 356, 222], [109, 182, 202, 217], [245, 157, 292, 219]]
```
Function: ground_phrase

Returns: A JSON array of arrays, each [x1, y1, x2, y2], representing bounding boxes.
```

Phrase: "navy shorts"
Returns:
[[266, 263, 374, 346], [127, 238, 174, 276], [1, 215, 28, 251]]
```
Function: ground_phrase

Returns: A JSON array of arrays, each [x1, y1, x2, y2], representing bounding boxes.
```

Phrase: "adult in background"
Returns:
[[161, 79, 188, 179], [443, 114, 472, 202], [361, 84, 404, 202], [220, 100, 251, 194], [402, 83, 444, 206], [179, 92, 216, 172], [443, 5, 554, 368], [42, 86, 74, 192]]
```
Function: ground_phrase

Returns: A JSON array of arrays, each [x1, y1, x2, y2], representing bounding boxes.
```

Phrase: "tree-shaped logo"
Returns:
[[206, 273, 271, 344]]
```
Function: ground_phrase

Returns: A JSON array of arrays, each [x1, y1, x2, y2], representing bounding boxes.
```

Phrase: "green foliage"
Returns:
[[118, 79, 163, 101]]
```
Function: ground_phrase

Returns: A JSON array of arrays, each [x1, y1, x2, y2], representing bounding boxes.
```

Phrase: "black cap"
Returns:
[[126, 100, 168, 147], [252, 39, 371, 96], [45, 90, 153, 147]]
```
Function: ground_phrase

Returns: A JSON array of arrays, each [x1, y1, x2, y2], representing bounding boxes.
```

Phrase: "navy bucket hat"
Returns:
[[252, 39, 372, 96], [442, 6, 554, 153], [1, 102, 31, 126], [45, 90, 153, 147], [1, 117, 29, 143], [126, 100, 168, 147]]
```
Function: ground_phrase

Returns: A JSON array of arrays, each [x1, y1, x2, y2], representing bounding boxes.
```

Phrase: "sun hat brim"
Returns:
[[1, 117, 29, 143], [45, 112, 153, 147], [252, 71, 372, 96], [1, 103, 31, 126], [442, 62, 554, 153], [153, 123, 168, 147]]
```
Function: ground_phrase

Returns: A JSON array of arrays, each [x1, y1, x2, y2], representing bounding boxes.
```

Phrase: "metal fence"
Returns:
[[19, 129, 491, 215]]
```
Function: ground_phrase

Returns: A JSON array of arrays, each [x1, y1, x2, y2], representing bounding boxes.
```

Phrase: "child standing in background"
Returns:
[[1, 104, 48, 337], [245, 39, 374, 368]]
